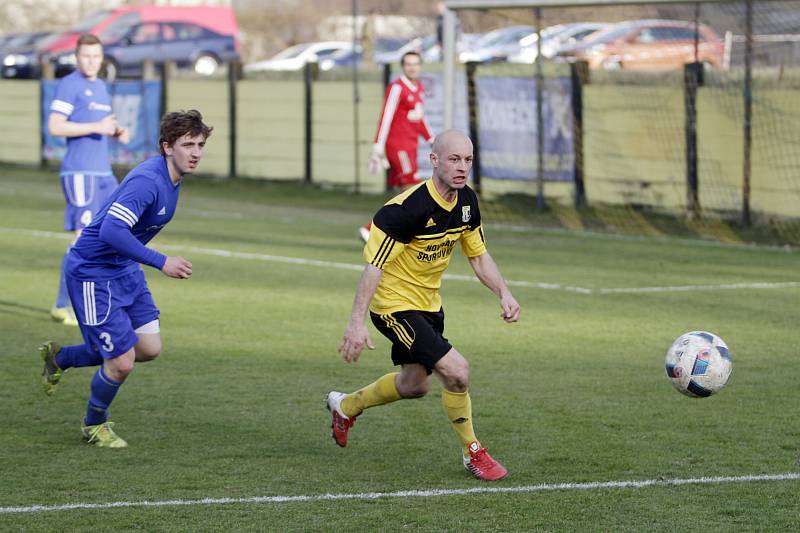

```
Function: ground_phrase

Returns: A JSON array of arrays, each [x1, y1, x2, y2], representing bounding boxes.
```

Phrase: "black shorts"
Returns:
[[370, 308, 452, 374]]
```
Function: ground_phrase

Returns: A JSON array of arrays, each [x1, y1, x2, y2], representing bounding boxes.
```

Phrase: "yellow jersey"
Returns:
[[364, 179, 486, 314]]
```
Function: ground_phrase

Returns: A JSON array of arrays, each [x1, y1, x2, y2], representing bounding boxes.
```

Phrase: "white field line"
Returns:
[[2, 472, 799, 514], [490, 223, 798, 254], [2, 227, 798, 295]]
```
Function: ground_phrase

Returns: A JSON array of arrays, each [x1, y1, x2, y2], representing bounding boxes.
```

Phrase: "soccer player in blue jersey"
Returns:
[[49, 34, 130, 326], [38, 110, 212, 448]]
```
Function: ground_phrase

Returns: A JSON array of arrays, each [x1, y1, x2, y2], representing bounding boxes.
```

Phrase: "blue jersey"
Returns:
[[67, 156, 179, 281], [50, 70, 113, 174]]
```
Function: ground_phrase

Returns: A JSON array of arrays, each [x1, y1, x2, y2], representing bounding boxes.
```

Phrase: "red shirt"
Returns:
[[373, 76, 434, 150]]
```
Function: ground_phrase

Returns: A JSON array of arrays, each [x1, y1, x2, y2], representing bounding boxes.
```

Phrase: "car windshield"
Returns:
[[519, 25, 569, 47], [72, 10, 111, 32], [101, 23, 133, 43], [99, 13, 141, 43], [475, 27, 534, 48], [4, 34, 32, 48], [583, 24, 634, 45], [34, 32, 62, 49], [375, 37, 406, 54], [271, 43, 314, 60]]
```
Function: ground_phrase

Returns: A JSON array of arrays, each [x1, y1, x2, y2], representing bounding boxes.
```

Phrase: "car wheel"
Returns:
[[194, 54, 220, 76]]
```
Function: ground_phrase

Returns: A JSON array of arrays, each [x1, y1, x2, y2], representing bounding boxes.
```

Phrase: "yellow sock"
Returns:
[[341, 373, 401, 418], [442, 389, 478, 455]]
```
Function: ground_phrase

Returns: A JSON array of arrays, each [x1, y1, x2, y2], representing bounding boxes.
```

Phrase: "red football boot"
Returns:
[[326, 391, 357, 447], [463, 441, 508, 481]]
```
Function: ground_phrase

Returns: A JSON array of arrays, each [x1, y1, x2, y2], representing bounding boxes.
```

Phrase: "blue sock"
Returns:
[[55, 344, 103, 370], [55, 250, 71, 309], [84, 367, 123, 426]]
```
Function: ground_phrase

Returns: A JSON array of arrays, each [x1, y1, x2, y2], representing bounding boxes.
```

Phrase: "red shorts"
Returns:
[[386, 143, 421, 188]]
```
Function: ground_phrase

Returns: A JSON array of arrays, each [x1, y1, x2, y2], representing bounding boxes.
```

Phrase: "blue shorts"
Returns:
[[66, 269, 160, 359], [61, 173, 118, 231]]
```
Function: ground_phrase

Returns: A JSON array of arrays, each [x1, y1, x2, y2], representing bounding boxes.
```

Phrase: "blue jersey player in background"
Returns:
[[39, 110, 213, 448], [48, 34, 130, 327]]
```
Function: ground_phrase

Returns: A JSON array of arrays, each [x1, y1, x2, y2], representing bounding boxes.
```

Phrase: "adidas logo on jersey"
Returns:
[[157, 206, 166, 215], [425, 218, 436, 228]]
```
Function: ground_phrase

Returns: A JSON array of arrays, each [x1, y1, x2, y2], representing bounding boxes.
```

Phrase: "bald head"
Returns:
[[430, 129, 473, 198], [431, 129, 473, 158]]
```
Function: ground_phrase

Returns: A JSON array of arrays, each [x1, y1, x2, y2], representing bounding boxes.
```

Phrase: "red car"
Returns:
[[557, 19, 724, 71], [40, 5, 238, 59]]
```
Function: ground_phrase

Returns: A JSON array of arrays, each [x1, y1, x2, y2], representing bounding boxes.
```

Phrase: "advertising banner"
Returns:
[[42, 79, 161, 165]]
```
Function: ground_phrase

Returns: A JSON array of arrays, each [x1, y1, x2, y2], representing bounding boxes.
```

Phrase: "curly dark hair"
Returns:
[[158, 109, 213, 155]]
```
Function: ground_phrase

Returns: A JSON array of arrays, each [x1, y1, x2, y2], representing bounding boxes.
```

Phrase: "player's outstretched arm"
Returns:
[[468, 252, 520, 323], [99, 216, 167, 269], [338, 264, 382, 363], [48, 112, 118, 138]]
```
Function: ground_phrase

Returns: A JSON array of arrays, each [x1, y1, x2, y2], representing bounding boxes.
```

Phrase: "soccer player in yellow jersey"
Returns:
[[328, 129, 521, 481]]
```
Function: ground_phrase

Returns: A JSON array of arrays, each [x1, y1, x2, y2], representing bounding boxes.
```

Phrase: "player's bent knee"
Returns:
[[398, 380, 429, 398], [105, 355, 135, 381], [435, 349, 470, 391]]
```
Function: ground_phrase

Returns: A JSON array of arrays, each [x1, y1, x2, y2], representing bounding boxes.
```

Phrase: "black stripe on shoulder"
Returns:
[[371, 235, 395, 268]]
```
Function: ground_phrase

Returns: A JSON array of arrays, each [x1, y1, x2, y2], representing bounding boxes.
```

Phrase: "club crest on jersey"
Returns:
[[85, 89, 93, 96], [462, 206, 471, 223]]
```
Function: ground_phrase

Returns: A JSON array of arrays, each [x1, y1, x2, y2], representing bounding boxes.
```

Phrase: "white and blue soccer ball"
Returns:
[[665, 331, 732, 397]]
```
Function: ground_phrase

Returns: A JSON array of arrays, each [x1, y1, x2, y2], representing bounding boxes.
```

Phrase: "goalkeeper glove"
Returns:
[[367, 145, 389, 174]]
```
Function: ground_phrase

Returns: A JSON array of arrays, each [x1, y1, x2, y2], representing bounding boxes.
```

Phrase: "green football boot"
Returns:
[[50, 307, 79, 327], [39, 341, 63, 396], [81, 421, 128, 449]]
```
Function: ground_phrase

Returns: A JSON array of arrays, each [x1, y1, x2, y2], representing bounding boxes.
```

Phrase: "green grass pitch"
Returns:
[[0, 165, 798, 531]]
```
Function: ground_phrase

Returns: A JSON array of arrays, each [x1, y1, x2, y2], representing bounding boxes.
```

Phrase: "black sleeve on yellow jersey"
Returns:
[[364, 223, 407, 269], [372, 204, 419, 244]]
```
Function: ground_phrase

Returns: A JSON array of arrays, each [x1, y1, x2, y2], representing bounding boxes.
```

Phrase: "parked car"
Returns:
[[459, 25, 536, 63], [319, 46, 363, 71], [0, 33, 22, 51], [1, 31, 54, 79], [244, 41, 353, 72], [507, 23, 609, 63], [373, 32, 483, 64], [54, 19, 238, 78], [556, 19, 724, 70], [39, 5, 238, 61]]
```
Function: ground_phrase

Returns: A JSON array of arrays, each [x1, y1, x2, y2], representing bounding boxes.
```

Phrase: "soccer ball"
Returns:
[[665, 331, 732, 397]]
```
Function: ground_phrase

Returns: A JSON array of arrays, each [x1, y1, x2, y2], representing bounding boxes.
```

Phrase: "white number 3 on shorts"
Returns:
[[99, 332, 115, 352]]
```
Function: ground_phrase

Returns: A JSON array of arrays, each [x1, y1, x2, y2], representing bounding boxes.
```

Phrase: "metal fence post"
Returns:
[[159, 61, 174, 120], [40, 61, 55, 169], [684, 61, 703, 219], [228, 59, 238, 179], [465, 61, 481, 195], [742, 0, 753, 227], [382, 62, 391, 192], [304, 61, 314, 184], [570, 61, 589, 209], [534, 7, 545, 209]]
